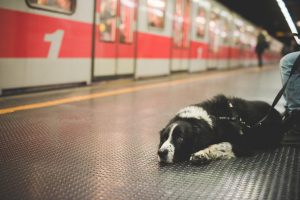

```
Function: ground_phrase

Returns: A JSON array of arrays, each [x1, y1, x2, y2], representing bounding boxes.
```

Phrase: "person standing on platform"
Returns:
[[280, 50, 300, 144], [255, 30, 269, 68]]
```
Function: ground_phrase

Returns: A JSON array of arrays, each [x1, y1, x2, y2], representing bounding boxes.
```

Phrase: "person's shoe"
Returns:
[[282, 110, 295, 129], [281, 110, 300, 145]]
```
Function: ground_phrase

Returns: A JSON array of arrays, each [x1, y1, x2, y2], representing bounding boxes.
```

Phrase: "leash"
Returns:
[[217, 102, 252, 129], [217, 42, 300, 130], [252, 50, 300, 128]]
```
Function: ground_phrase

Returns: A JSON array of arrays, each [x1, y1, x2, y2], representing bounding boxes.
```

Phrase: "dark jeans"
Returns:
[[257, 53, 263, 67]]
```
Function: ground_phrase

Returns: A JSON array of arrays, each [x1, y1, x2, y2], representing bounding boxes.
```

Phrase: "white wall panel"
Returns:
[[135, 59, 170, 78], [0, 59, 91, 89]]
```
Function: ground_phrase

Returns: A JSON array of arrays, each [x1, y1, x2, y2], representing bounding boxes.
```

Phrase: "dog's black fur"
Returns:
[[158, 95, 284, 163]]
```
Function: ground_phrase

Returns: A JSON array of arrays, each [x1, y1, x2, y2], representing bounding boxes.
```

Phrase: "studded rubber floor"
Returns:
[[0, 66, 299, 200]]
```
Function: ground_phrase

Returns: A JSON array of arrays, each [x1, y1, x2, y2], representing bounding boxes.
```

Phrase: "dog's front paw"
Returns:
[[190, 151, 211, 164]]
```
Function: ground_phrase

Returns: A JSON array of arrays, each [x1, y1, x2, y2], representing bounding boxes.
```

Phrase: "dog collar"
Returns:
[[217, 101, 252, 129]]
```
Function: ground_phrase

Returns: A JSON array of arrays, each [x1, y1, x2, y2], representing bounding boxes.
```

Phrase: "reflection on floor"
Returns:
[[0, 65, 299, 200]]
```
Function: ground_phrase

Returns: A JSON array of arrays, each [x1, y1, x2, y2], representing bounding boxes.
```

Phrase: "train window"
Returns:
[[233, 20, 243, 46], [173, 0, 190, 48], [173, 0, 184, 47], [222, 19, 231, 45], [208, 11, 221, 52], [119, 0, 135, 43], [182, 0, 190, 48], [99, 0, 117, 42], [147, 0, 166, 29], [195, 7, 207, 39], [26, 0, 75, 14]]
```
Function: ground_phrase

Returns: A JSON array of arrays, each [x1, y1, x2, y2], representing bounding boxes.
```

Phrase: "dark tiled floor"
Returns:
[[0, 66, 299, 200]]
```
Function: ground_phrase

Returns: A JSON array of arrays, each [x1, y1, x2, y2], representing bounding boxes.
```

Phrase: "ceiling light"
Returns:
[[276, 0, 299, 45]]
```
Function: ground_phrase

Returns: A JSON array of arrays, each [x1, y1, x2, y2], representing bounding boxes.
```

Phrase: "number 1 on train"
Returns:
[[44, 30, 64, 59]]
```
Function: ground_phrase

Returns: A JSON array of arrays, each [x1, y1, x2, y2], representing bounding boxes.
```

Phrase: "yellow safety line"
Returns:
[[0, 75, 213, 115], [0, 67, 260, 115]]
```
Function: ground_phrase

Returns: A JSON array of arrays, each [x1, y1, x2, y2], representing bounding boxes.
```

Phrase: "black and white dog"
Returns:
[[158, 95, 284, 164]]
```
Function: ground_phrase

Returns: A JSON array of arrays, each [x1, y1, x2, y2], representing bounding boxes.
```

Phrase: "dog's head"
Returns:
[[158, 119, 214, 163]]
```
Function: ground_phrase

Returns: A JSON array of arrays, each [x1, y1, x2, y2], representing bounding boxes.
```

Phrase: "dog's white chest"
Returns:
[[176, 106, 213, 127]]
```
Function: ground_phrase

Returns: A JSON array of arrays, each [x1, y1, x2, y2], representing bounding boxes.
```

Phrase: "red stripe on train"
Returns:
[[136, 32, 172, 58], [0, 9, 278, 60], [0, 8, 92, 58]]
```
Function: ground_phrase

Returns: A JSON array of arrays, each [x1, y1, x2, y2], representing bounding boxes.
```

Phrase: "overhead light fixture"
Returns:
[[276, 0, 300, 45]]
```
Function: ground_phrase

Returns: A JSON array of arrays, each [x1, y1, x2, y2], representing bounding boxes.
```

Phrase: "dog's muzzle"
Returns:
[[157, 149, 173, 163], [158, 149, 168, 158]]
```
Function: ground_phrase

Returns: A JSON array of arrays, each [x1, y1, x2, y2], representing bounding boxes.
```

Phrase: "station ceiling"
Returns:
[[216, 0, 300, 43]]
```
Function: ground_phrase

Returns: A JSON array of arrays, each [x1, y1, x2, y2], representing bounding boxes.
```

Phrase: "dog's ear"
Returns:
[[191, 124, 203, 152], [159, 128, 165, 134], [191, 122, 214, 153]]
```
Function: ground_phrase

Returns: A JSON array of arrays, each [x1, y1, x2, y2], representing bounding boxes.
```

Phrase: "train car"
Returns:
[[94, 0, 138, 78], [0, 0, 282, 95], [0, 0, 94, 95]]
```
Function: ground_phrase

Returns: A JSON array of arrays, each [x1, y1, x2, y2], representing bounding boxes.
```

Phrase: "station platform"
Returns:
[[0, 65, 299, 200]]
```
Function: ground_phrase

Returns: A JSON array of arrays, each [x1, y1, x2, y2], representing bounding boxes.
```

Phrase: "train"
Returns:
[[0, 0, 283, 95]]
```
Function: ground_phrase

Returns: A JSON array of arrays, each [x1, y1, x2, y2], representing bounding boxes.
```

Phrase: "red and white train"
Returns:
[[0, 0, 283, 95]]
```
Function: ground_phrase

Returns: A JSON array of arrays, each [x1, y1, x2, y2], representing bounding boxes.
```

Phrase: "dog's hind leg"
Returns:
[[190, 142, 235, 164]]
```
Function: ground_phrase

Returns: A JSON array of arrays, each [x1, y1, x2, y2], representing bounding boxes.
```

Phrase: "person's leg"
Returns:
[[258, 53, 263, 67], [280, 51, 300, 112], [279, 51, 300, 144]]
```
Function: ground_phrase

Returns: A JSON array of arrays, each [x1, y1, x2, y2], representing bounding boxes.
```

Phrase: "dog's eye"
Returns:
[[177, 137, 183, 144]]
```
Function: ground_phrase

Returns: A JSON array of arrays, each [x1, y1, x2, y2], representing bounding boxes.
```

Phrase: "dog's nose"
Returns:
[[158, 149, 168, 158]]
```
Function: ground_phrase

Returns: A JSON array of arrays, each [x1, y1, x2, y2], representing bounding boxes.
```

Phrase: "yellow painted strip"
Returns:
[[0, 75, 212, 115], [0, 67, 260, 115]]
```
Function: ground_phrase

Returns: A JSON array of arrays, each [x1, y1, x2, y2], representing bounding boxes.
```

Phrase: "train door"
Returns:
[[249, 28, 258, 66], [243, 26, 253, 67], [93, 0, 136, 79], [171, 0, 191, 72], [217, 11, 232, 70], [189, 0, 209, 73], [207, 9, 221, 70], [229, 17, 243, 68]]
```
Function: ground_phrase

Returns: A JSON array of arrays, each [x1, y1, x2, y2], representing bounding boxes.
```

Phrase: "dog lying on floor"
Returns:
[[158, 95, 284, 164]]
